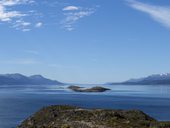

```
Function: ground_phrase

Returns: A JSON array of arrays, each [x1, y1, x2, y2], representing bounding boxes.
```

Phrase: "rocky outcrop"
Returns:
[[68, 86, 111, 92], [17, 105, 170, 128]]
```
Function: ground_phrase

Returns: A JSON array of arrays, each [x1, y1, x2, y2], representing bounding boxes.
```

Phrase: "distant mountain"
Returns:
[[109, 73, 170, 85], [0, 73, 63, 85]]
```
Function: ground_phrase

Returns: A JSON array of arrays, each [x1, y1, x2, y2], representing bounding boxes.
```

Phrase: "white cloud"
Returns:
[[35, 22, 43, 28], [0, 1, 98, 31], [15, 20, 30, 26], [0, 58, 40, 65], [0, 0, 34, 6], [0, 5, 26, 21], [12, 19, 31, 31], [0, 0, 34, 21], [0, 0, 36, 31], [127, 0, 170, 28], [63, 6, 79, 11], [62, 7, 96, 31]]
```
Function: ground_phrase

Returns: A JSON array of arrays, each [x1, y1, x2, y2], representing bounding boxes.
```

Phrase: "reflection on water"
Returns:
[[0, 84, 170, 128]]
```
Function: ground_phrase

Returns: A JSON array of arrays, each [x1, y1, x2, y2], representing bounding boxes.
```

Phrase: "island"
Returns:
[[17, 105, 170, 128], [68, 85, 111, 92]]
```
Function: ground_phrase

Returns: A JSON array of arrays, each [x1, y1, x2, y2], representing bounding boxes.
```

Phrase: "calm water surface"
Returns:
[[0, 84, 170, 128]]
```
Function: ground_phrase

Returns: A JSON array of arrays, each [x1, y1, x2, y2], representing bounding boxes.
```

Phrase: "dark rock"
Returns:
[[68, 85, 111, 92]]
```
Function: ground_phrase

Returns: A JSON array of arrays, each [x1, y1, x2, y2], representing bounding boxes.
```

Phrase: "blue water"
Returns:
[[0, 84, 170, 128]]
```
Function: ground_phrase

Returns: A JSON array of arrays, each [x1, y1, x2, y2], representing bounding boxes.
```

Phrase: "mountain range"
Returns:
[[109, 73, 170, 85], [0, 73, 63, 85], [1, 73, 170, 85]]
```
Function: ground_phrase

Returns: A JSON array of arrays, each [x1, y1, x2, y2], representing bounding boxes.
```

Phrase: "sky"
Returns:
[[0, 0, 170, 84]]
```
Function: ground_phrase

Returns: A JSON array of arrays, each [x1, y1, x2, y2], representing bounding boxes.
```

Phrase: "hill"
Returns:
[[0, 73, 63, 85]]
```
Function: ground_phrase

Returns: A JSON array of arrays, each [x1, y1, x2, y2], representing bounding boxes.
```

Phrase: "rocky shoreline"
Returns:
[[17, 105, 170, 128]]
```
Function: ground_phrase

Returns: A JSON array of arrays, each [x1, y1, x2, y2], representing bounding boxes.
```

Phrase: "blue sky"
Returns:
[[0, 0, 170, 84]]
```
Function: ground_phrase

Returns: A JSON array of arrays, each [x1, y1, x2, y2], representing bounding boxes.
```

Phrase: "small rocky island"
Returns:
[[17, 105, 170, 128], [68, 85, 111, 92]]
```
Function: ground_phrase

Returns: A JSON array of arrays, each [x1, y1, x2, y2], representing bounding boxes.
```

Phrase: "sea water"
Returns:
[[0, 84, 170, 128]]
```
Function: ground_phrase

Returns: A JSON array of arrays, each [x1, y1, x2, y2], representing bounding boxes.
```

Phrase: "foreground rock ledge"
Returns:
[[17, 105, 170, 128]]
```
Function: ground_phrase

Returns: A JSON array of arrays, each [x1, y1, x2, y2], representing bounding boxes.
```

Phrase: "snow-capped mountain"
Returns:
[[110, 73, 170, 85], [144, 73, 170, 80]]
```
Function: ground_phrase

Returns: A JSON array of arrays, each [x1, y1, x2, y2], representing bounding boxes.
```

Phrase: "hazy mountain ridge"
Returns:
[[0, 73, 63, 85], [110, 73, 170, 85]]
